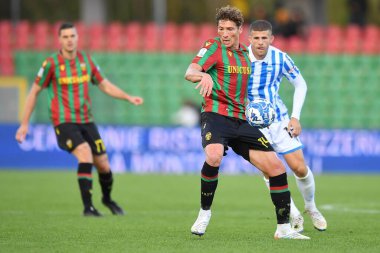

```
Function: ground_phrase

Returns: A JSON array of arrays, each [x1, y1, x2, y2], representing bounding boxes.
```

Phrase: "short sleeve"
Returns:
[[88, 55, 106, 85], [192, 39, 219, 72], [282, 53, 301, 81], [34, 59, 53, 88]]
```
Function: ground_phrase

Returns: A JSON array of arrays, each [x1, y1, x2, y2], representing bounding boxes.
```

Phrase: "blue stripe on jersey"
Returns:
[[258, 62, 268, 98], [247, 46, 302, 122]]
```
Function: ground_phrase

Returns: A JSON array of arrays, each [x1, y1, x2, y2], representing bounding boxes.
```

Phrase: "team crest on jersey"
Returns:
[[60, 65, 65, 71], [228, 51, 233, 57], [197, 48, 208, 57], [204, 41, 211, 47], [66, 139, 73, 149], [42, 60, 47, 68], [205, 132, 212, 141], [80, 63, 86, 71]]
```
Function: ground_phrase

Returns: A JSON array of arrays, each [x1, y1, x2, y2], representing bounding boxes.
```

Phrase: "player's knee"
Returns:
[[291, 165, 308, 177], [205, 153, 223, 167], [72, 142, 93, 163], [265, 157, 286, 177]]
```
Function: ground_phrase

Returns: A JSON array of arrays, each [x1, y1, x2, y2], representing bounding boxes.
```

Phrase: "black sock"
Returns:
[[77, 163, 93, 208], [99, 171, 113, 202], [269, 173, 291, 224], [200, 162, 219, 210]]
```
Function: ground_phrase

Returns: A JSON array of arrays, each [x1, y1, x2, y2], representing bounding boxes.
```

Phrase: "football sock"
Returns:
[[77, 163, 93, 208], [269, 173, 291, 224], [264, 176, 301, 217], [200, 162, 219, 210], [295, 166, 317, 210], [99, 171, 113, 202]]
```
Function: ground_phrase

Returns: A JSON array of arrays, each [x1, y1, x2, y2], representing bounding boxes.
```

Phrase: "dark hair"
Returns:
[[216, 5, 244, 27], [249, 20, 272, 33], [58, 22, 75, 35]]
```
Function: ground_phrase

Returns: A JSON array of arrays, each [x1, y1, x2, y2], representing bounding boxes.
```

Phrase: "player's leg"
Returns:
[[191, 112, 227, 236], [83, 123, 124, 215], [55, 123, 101, 217], [235, 122, 309, 239], [264, 120, 306, 231], [191, 143, 224, 236], [93, 154, 124, 215], [261, 174, 304, 232], [248, 149, 309, 239], [284, 150, 327, 231]]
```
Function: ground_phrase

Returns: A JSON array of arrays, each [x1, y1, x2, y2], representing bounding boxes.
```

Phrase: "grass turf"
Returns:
[[0, 171, 379, 252]]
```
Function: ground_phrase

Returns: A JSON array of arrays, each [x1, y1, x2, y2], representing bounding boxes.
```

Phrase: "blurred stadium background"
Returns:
[[0, 0, 380, 173]]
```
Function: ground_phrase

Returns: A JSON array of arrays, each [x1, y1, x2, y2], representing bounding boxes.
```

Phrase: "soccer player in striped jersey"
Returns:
[[15, 22, 143, 217], [185, 6, 309, 239], [247, 20, 327, 232]]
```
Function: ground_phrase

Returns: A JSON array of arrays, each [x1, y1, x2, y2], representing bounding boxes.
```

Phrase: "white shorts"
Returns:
[[259, 119, 303, 155]]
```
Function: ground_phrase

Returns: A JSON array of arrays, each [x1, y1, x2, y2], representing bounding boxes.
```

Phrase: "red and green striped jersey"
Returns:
[[34, 51, 105, 126], [192, 37, 251, 120]]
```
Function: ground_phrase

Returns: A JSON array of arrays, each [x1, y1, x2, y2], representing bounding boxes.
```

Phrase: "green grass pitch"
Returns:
[[0, 170, 379, 252]]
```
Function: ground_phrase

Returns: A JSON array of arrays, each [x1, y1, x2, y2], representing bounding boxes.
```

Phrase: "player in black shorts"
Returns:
[[184, 6, 309, 239]]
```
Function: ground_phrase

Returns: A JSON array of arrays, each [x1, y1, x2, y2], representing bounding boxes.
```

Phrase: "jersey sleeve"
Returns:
[[88, 54, 106, 85], [282, 53, 301, 81], [34, 58, 53, 88], [192, 39, 219, 72]]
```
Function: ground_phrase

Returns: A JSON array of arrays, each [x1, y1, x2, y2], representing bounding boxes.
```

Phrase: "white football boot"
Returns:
[[290, 214, 304, 233], [305, 209, 327, 231], [274, 223, 310, 240], [191, 209, 211, 236]]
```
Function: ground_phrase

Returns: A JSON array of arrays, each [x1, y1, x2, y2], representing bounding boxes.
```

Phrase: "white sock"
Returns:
[[295, 167, 317, 211], [263, 177, 301, 218]]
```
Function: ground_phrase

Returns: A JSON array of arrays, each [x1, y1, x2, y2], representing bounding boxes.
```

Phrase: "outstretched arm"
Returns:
[[15, 83, 42, 143], [184, 63, 213, 97], [98, 79, 144, 105]]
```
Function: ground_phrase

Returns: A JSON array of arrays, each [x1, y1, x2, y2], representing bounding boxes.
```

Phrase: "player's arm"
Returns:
[[184, 63, 213, 97], [15, 83, 43, 143], [288, 74, 307, 137], [97, 79, 143, 105]]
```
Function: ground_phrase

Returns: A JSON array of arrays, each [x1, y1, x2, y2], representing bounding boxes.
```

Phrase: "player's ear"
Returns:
[[270, 35, 274, 44]]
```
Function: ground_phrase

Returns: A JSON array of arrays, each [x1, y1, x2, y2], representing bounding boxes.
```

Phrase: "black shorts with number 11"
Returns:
[[54, 123, 106, 155]]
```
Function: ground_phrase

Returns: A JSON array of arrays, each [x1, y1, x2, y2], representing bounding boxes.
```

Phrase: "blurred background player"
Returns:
[[185, 6, 309, 239], [247, 19, 327, 232], [15, 22, 144, 216]]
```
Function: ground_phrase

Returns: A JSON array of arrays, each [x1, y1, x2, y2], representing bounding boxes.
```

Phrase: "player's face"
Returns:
[[59, 28, 78, 53], [248, 30, 274, 60], [217, 20, 242, 49]]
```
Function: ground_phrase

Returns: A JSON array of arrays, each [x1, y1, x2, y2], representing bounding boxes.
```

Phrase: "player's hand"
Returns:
[[15, 124, 29, 143], [195, 73, 213, 97], [127, 96, 144, 105], [288, 117, 301, 137]]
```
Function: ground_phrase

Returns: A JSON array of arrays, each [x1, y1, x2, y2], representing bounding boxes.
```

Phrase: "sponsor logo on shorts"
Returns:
[[205, 132, 212, 141], [66, 139, 73, 149]]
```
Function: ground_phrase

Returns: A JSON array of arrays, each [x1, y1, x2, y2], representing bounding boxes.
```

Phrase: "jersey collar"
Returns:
[[248, 45, 272, 63]]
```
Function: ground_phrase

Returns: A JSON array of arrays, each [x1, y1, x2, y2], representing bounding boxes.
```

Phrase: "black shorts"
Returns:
[[201, 112, 273, 161], [54, 123, 106, 155]]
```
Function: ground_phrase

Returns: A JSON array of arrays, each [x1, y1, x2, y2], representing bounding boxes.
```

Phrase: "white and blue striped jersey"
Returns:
[[247, 45, 301, 122]]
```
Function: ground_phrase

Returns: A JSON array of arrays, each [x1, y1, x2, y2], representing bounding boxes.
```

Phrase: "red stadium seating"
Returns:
[[324, 25, 343, 54], [14, 20, 31, 50], [178, 23, 197, 52], [0, 21, 12, 49], [33, 21, 50, 51], [272, 36, 286, 51], [88, 23, 105, 51], [124, 22, 142, 51], [142, 22, 160, 52], [197, 23, 215, 47], [106, 22, 124, 51], [287, 36, 304, 53], [161, 23, 178, 52]]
